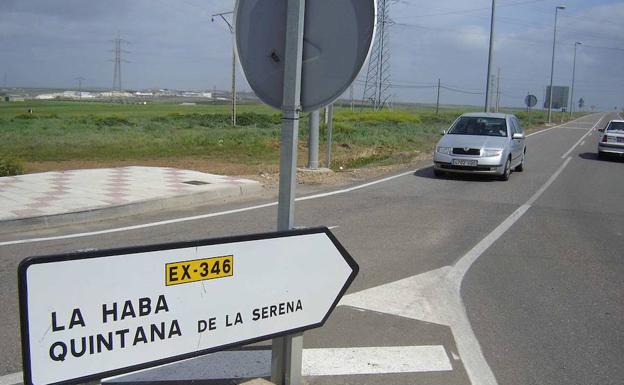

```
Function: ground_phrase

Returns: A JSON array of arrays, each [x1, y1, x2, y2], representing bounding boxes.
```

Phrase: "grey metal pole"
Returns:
[[326, 104, 334, 168], [484, 0, 496, 112], [308, 110, 320, 169], [548, 6, 565, 125], [435, 78, 441, 115], [570, 42, 581, 119], [495, 67, 501, 112], [232, 37, 237, 127], [350, 84, 354, 111], [211, 13, 237, 126], [271, 1, 305, 384]]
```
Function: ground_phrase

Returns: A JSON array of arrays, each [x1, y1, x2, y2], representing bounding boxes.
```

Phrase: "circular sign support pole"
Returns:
[[272, 1, 306, 384]]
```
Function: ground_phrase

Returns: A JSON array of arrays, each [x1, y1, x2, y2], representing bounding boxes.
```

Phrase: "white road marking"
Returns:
[[526, 125, 559, 137], [561, 114, 605, 159], [339, 114, 601, 385], [302, 346, 452, 376], [525, 113, 592, 137], [0, 372, 21, 385]]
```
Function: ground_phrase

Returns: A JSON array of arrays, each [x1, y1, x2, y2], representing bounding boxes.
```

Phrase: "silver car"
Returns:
[[433, 113, 527, 181], [597, 119, 624, 158]]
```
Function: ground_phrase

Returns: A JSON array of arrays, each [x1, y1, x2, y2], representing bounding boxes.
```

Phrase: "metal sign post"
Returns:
[[325, 104, 334, 168], [308, 110, 320, 169], [272, 1, 306, 385], [525, 94, 537, 127]]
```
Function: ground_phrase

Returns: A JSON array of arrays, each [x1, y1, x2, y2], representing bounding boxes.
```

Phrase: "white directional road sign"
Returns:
[[19, 228, 358, 385]]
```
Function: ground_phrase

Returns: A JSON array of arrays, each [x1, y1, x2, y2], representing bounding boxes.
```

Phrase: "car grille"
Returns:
[[452, 148, 480, 156]]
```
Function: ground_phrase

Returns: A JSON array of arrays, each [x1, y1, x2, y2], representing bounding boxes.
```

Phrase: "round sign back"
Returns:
[[235, 0, 376, 112], [525, 94, 538, 108]]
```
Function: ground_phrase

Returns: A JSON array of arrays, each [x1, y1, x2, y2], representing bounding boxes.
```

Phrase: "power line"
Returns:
[[394, 0, 545, 20], [394, 21, 624, 52]]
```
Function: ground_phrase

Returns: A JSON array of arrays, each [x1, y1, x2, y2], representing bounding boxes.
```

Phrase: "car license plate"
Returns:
[[452, 159, 478, 167]]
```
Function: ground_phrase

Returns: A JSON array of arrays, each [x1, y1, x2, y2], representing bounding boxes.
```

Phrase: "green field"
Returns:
[[0, 100, 581, 176]]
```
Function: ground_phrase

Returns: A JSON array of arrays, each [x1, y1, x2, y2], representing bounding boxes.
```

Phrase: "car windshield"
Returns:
[[448, 117, 508, 137], [607, 122, 624, 132]]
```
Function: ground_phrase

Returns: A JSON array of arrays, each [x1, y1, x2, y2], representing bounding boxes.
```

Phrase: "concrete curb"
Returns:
[[0, 182, 263, 234]]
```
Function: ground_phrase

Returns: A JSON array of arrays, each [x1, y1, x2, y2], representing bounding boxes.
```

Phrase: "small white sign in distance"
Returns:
[[19, 228, 358, 385], [235, 0, 376, 112]]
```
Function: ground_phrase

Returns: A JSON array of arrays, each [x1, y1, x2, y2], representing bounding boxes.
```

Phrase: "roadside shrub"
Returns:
[[324, 122, 355, 134], [236, 112, 281, 127], [167, 113, 230, 127], [0, 157, 24, 177], [155, 112, 280, 128], [94, 115, 133, 127], [12, 113, 59, 120], [336, 111, 422, 125], [13, 113, 38, 120]]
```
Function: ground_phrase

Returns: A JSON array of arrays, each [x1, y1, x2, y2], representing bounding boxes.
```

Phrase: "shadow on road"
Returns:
[[414, 166, 498, 182], [579, 152, 624, 163]]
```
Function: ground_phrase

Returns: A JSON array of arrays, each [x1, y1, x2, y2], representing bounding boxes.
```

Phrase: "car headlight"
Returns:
[[482, 148, 503, 157], [436, 146, 452, 155]]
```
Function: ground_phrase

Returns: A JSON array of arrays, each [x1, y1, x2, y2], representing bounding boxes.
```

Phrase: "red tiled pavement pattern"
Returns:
[[0, 167, 261, 221]]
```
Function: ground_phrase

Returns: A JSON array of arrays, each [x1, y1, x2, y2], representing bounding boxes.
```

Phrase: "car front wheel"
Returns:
[[498, 158, 511, 181], [515, 151, 525, 172]]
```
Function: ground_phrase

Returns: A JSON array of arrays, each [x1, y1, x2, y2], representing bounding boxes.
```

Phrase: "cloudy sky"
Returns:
[[1, 0, 622, 110]]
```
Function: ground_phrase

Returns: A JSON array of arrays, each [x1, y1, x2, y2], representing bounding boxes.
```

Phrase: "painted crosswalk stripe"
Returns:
[[302, 346, 452, 376]]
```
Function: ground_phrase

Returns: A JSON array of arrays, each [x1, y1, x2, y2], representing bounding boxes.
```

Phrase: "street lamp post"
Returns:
[[547, 5, 566, 125], [484, 0, 496, 112], [212, 12, 237, 127], [570, 41, 581, 118]]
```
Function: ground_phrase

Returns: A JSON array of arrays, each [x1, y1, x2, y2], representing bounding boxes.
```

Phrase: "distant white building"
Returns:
[[180, 91, 202, 98], [35, 94, 57, 100], [98, 91, 134, 98], [36, 91, 95, 100]]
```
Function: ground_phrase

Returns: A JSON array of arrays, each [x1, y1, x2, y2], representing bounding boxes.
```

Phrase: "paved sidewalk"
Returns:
[[0, 167, 262, 227]]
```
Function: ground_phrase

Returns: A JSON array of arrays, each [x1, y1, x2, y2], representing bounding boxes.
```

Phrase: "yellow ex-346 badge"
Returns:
[[166, 255, 233, 286]]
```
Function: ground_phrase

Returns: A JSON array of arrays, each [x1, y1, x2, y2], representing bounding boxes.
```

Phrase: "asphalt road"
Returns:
[[1, 112, 622, 385]]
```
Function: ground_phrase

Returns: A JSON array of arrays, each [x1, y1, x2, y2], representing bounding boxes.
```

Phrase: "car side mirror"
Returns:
[[512, 133, 524, 140], [598, 128, 605, 132], [440, 130, 446, 136]]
